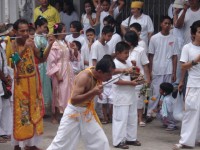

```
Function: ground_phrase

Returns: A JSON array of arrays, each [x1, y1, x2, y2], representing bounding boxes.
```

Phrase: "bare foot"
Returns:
[[25, 146, 42, 150], [51, 118, 59, 124]]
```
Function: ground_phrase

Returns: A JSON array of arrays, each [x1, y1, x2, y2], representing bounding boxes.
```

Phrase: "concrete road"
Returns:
[[0, 118, 199, 150]]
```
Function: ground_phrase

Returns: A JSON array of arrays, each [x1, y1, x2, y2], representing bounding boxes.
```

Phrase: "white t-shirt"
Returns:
[[128, 46, 149, 75], [172, 27, 184, 52], [148, 32, 179, 75], [121, 14, 154, 45], [100, 7, 120, 34], [179, 8, 200, 45], [180, 43, 200, 87], [81, 13, 96, 33], [138, 40, 148, 54], [107, 33, 122, 54], [128, 46, 149, 90], [89, 40, 110, 66], [65, 34, 87, 47], [60, 11, 79, 32], [112, 58, 136, 106]]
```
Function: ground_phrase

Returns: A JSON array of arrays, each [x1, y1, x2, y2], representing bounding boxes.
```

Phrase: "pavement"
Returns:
[[0, 118, 199, 150]]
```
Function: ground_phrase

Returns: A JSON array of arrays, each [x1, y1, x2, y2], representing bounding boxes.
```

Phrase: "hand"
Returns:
[[98, 94, 103, 100], [131, 80, 138, 86], [5, 75, 12, 86], [183, 3, 190, 12], [92, 85, 103, 95], [56, 74, 63, 83], [173, 8, 181, 16], [47, 34, 55, 46], [178, 81, 184, 92], [172, 73, 176, 83], [194, 55, 200, 63], [25, 38, 35, 49]]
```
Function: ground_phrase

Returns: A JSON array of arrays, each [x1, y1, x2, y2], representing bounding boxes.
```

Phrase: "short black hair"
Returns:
[[160, 15, 172, 24], [191, 20, 200, 35], [102, 25, 114, 34], [13, 19, 29, 31], [115, 41, 131, 53], [124, 31, 138, 47], [63, 0, 75, 15], [96, 55, 115, 73], [83, 0, 95, 13], [73, 40, 82, 51], [103, 15, 116, 26], [160, 82, 174, 95], [130, 23, 142, 32], [101, 0, 110, 4], [70, 21, 83, 32], [86, 28, 95, 34], [35, 15, 48, 29], [53, 23, 65, 37]]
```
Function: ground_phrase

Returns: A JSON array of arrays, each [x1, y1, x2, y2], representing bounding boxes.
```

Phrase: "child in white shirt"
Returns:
[[112, 41, 142, 149], [71, 40, 84, 75]]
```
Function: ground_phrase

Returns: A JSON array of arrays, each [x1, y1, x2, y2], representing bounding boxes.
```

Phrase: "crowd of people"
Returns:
[[0, 0, 200, 150]]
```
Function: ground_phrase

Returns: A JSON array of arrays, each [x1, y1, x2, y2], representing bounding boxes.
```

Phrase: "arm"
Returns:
[[148, 53, 154, 80], [178, 63, 186, 92], [172, 55, 177, 82], [114, 78, 137, 86], [143, 64, 150, 84], [71, 72, 103, 105], [92, 59, 97, 66], [121, 24, 127, 36], [117, 0, 125, 12], [174, 4, 189, 28]]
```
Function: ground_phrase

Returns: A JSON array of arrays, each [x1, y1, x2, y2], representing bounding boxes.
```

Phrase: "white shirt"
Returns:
[[138, 40, 148, 54], [65, 34, 87, 47], [121, 14, 154, 45], [60, 11, 79, 32], [112, 58, 136, 106], [128, 46, 149, 90], [148, 32, 179, 75], [89, 40, 110, 66], [81, 42, 92, 69], [100, 7, 120, 34], [179, 8, 200, 45], [107, 33, 122, 54], [180, 43, 200, 87], [128, 46, 149, 75], [81, 13, 96, 33]]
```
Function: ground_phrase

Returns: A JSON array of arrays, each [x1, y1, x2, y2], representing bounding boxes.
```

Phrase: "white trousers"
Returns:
[[112, 103, 138, 146], [47, 104, 110, 150], [0, 97, 12, 135], [147, 74, 172, 116], [179, 87, 200, 147]]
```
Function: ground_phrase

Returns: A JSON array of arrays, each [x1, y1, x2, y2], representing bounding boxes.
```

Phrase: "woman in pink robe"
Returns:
[[46, 23, 74, 123]]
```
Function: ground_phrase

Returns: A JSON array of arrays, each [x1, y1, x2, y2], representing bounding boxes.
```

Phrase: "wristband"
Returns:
[[192, 60, 198, 66]]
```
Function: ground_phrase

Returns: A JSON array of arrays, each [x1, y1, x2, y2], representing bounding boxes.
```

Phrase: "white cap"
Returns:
[[172, 0, 186, 9]]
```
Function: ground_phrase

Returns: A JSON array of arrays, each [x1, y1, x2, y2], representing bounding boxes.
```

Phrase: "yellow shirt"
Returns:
[[34, 5, 60, 33]]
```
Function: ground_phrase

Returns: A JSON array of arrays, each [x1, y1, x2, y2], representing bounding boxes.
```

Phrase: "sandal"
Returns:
[[0, 136, 7, 143], [173, 144, 193, 150], [126, 140, 141, 146], [139, 122, 146, 127], [115, 142, 129, 149], [0, 135, 11, 141]]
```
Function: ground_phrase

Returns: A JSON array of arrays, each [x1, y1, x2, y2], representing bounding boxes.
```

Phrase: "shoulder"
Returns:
[[134, 46, 145, 53]]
